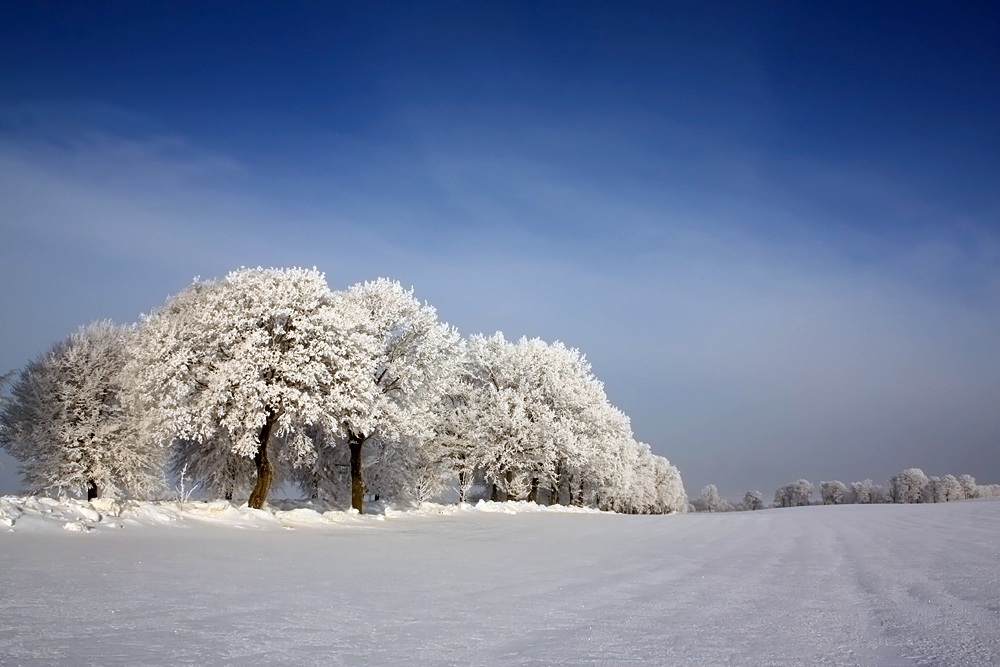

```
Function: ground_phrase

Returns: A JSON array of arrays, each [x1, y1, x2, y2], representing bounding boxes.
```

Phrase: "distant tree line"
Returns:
[[0, 268, 688, 515], [692, 468, 999, 512]]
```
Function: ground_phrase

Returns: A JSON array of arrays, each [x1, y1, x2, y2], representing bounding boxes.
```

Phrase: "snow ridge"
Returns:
[[0, 495, 607, 533]]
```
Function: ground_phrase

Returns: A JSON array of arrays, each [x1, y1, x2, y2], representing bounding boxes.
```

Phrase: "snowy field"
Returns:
[[1, 498, 998, 666]]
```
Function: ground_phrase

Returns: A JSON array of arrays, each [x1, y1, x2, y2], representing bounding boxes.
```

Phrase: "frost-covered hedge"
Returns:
[[0, 268, 687, 515]]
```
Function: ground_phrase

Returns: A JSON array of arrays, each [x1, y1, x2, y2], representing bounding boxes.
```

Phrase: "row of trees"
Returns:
[[815, 469, 998, 506], [694, 468, 998, 512], [0, 268, 688, 514]]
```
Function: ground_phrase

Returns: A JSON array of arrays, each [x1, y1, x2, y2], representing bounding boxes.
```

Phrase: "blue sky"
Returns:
[[1, 1, 998, 498]]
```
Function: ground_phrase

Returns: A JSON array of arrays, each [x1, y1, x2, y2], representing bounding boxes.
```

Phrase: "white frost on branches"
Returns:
[[435, 333, 687, 513], [126, 268, 378, 505], [774, 479, 814, 508], [4, 269, 689, 515], [297, 278, 461, 507], [0, 321, 164, 499]]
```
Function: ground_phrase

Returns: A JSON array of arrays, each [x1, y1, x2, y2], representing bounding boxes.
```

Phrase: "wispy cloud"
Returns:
[[2, 102, 998, 497]]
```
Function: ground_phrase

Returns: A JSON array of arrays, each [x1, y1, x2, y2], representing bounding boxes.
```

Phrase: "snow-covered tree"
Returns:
[[978, 484, 1000, 498], [959, 474, 979, 499], [425, 365, 477, 502], [739, 490, 765, 511], [931, 474, 964, 502], [0, 370, 13, 409], [849, 479, 877, 504], [459, 334, 564, 502], [887, 468, 930, 504], [0, 321, 164, 499], [820, 480, 849, 505], [774, 479, 813, 508], [328, 278, 461, 511], [454, 334, 642, 507], [650, 452, 688, 514], [426, 332, 688, 513], [170, 433, 257, 501], [604, 440, 684, 514], [127, 268, 377, 509], [697, 484, 732, 512]]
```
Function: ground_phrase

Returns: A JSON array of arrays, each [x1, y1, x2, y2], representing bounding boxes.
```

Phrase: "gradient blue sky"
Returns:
[[1, 1, 998, 499]]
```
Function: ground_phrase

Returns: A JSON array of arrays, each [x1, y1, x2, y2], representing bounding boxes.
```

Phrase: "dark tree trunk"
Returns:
[[549, 461, 562, 506], [490, 483, 499, 502], [86, 479, 99, 501], [349, 432, 366, 513], [572, 473, 584, 507], [247, 410, 277, 509], [528, 477, 539, 503], [505, 470, 515, 501]]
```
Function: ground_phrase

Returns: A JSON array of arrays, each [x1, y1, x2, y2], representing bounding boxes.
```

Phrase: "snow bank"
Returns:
[[0, 495, 606, 533]]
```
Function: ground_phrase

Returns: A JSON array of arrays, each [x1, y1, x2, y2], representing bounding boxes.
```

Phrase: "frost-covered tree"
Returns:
[[697, 484, 732, 512], [978, 483, 1000, 498], [932, 474, 964, 502], [427, 332, 688, 512], [329, 278, 460, 511], [127, 268, 376, 509], [849, 479, 876, 504], [603, 439, 684, 514], [959, 474, 979, 500], [425, 362, 479, 502], [739, 490, 765, 511], [887, 468, 930, 504], [170, 434, 257, 501], [820, 480, 849, 505], [459, 334, 566, 502], [0, 321, 164, 499], [454, 334, 649, 507], [0, 370, 13, 409], [774, 479, 813, 508], [650, 451, 688, 514]]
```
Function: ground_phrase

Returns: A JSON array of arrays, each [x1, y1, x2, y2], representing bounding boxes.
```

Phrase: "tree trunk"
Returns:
[[490, 483, 498, 502], [505, 470, 514, 501], [86, 479, 99, 501], [349, 432, 365, 513], [247, 410, 277, 509], [549, 461, 562, 506], [528, 477, 539, 503], [572, 473, 584, 507], [458, 470, 468, 502]]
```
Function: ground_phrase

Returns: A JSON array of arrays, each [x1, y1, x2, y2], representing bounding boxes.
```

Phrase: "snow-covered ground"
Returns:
[[1, 498, 998, 666]]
